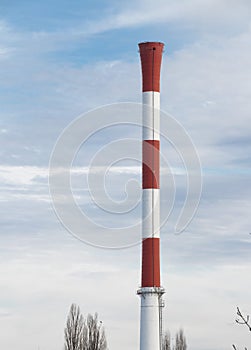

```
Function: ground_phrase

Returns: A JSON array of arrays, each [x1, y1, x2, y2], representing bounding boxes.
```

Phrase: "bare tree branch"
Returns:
[[236, 307, 251, 332]]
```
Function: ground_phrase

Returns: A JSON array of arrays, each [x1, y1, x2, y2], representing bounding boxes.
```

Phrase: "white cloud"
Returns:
[[72, 0, 251, 38], [159, 27, 251, 172], [0, 166, 48, 186], [0, 47, 13, 59]]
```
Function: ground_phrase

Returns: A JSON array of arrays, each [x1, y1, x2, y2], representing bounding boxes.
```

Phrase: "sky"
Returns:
[[0, 0, 251, 349]]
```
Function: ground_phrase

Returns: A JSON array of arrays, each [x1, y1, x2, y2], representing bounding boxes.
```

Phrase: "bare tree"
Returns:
[[64, 304, 108, 350], [174, 329, 187, 350], [64, 304, 84, 350], [82, 313, 107, 350], [162, 330, 171, 350]]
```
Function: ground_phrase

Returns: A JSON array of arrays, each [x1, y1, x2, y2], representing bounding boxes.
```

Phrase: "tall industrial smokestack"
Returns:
[[137, 42, 165, 350]]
